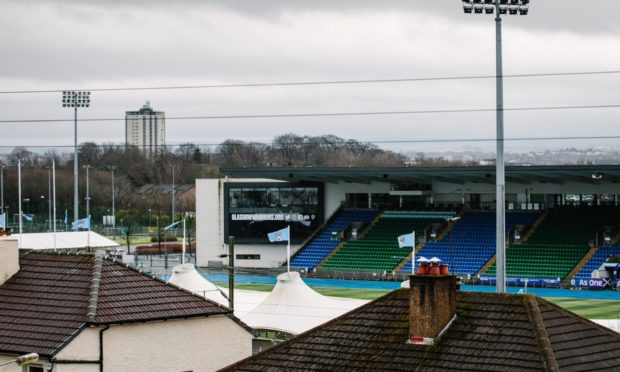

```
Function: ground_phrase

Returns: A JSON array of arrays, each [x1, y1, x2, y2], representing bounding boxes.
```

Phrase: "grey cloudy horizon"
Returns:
[[1, 0, 619, 155]]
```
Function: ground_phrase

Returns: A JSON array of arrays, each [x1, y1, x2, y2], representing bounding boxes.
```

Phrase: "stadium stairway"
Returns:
[[393, 242, 424, 274], [474, 209, 549, 279], [394, 212, 461, 273], [290, 209, 377, 270], [562, 245, 598, 287], [486, 206, 620, 281], [402, 210, 539, 276], [569, 242, 620, 284], [319, 210, 452, 272], [521, 209, 549, 243]]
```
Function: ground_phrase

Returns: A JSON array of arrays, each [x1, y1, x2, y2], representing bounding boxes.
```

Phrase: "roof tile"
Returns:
[[0, 252, 233, 356]]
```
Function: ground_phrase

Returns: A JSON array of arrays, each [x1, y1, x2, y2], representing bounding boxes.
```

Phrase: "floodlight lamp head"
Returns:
[[463, 3, 473, 13]]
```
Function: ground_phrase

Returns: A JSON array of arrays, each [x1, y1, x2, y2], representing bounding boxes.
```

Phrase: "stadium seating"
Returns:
[[487, 206, 620, 279], [570, 243, 620, 282], [320, 211, 452, 271], [401, 211, 539, 275], [290, 209, 377, 270]]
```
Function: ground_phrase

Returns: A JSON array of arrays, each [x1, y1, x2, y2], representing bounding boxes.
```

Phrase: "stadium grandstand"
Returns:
[[196, 165, 620, 289]]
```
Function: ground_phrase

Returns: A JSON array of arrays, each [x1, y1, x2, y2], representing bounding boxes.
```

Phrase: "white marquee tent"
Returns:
[[168, 263, 230, 306], [14, 231, 118, 250], [239, 271, 367, 335]]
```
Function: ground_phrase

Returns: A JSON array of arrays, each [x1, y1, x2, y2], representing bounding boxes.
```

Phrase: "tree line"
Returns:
[[0, 134, 407, 226]]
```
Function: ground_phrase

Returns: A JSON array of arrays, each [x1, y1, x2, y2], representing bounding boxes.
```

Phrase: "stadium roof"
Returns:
[[167, 263, 230, 306], [239, 271, 367, 335], [220, 165, 620, 186], [222, 288, 620, 371], [0, 252, 240, 357]]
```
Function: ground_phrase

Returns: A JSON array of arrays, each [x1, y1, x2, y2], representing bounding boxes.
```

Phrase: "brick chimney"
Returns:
[[409, 274, 457, 345], [0, 237, 19, 285]]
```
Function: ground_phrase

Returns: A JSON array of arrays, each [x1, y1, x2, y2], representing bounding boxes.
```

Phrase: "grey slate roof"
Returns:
[[0, 252, 233, 357], [222, 289, 620, 371]]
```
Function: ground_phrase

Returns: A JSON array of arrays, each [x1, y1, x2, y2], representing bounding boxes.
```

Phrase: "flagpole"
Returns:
[[53, 160, 57, 250], [287, 225, 290, 273], [87, 215, 91, 248], [182, 218, 186, 265], [411, 231, 416, 275], [18, 160, 22, 249]]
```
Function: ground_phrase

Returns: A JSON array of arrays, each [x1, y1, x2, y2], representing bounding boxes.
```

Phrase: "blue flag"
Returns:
[[164, 220, 182, 231], [64, 209, 68, 225], [397, 232, 414, 248], [22, 214, 34, 222], [268, 226, 290, 242], [72, 216, 91, 230], [0, 213, 4, 228]]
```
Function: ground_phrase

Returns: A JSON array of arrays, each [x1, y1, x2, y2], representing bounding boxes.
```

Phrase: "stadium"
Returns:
[[195, 164, 620, 290]]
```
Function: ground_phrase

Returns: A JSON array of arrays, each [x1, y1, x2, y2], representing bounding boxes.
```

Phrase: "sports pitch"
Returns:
[[227, 282, 620, 320]]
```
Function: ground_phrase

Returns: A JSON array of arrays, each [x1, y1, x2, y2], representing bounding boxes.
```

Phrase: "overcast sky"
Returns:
[[1, 0, 619, 155]]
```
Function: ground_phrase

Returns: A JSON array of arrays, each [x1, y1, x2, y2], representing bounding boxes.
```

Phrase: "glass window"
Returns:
[[226, 183, 322, 243]]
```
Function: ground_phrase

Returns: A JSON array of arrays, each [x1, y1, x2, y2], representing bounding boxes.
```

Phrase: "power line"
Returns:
[[0, 70, 619, 95], [2, 135, 620, 149], [1, 103, 619, 124]]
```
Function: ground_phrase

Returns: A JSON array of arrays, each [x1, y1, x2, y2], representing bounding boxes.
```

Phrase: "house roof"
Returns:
[[13, 231, 118, 250], [0, 252, 234, 357], [222, 289, 620, 371]]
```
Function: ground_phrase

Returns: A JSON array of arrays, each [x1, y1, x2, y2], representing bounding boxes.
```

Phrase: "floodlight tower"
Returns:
[[462, 0, 529, 293], [62, 91, 91, 222]]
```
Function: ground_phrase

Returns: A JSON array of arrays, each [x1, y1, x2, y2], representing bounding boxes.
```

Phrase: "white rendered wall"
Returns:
[[102, 316, 251, 372], [196, 179, 225, 267], [57, 316, 251, 372]]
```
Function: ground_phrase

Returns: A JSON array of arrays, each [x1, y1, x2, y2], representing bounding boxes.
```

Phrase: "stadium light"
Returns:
[[62, 91, 91, 223], [83, 165, 92, 218], [461, 0, 530, 293]]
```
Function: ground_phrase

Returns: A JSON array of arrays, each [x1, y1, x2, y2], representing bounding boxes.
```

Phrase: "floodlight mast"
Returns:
[[462, 0, 529, 293], [62, 91, 91, 223]]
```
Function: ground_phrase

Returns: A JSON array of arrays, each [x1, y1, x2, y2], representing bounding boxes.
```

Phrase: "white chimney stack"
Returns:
[[0, 237, 19, 285]]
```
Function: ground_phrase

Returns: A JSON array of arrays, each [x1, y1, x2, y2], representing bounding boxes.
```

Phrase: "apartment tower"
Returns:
[[125, 101, 165, 157]]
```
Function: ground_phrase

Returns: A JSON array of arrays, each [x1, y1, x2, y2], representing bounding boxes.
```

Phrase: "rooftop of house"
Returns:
[[222, 288, 620, 371], [0, 251, 237, 357]]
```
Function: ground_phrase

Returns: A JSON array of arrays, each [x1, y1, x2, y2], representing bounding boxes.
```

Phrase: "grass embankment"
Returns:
[[222, 282, 620, 319]]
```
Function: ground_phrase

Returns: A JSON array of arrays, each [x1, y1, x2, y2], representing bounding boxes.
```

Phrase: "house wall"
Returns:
[[103, 316, 252, 372], [0, 355, 51, 372], [57, 316, 251, 372]]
